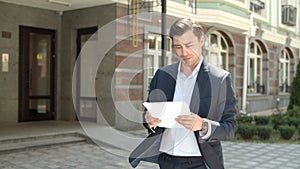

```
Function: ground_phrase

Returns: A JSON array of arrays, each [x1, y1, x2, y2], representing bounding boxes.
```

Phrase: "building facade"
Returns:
[[0, 0, 299, 129]]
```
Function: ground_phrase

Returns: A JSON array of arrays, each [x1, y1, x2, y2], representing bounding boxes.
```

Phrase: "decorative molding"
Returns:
[[285, 33, 292, 46], [255, 22, 264, 37]]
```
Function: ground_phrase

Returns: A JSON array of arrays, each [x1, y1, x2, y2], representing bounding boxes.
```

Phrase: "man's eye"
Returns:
[[174, 45, 182, 49]]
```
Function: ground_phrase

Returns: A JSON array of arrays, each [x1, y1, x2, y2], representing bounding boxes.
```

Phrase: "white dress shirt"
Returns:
[[159, 61, 202, 156]]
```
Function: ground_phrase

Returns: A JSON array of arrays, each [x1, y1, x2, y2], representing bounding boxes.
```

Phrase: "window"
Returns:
[[184, 0, 197, 14], [207, 31, 229, 70], [279, 49, 291, 93], [128, 0, 156, 14], [281, 0, 297, 26], [250, 0, 267, 18], [248, 41, 263, 94], [144, 34, 172, 99]]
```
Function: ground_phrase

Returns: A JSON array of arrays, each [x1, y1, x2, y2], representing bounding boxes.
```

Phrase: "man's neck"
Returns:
[[180, 64, 194, 77], [180, 60, 201, 77]]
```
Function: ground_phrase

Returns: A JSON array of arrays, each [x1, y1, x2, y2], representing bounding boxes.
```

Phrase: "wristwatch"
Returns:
[[200, 120, 208, 133]]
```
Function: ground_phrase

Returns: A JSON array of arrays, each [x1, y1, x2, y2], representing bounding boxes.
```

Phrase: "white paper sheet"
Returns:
[[143, 101, 190, 128]]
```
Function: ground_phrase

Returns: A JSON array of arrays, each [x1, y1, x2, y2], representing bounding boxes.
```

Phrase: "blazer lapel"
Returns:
[[191, 60, 224, 169], [129, 62, 179, 168], [160, 62, 179, 101], [190, 60, 211, 118]]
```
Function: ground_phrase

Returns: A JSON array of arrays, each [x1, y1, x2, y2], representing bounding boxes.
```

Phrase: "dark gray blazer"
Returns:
[[129, 60, 237, 169]]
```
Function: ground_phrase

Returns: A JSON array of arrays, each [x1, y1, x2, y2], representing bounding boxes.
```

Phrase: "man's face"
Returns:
[[173, 30, 204, 68]]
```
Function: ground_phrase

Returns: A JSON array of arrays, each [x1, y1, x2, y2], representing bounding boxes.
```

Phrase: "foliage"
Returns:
[[278, 125, 296, 140], [235, 105, 300, 142], [254, 116, 270, 125], [237, 124, 273, 140], [271, 106, 300, 129], [236, 115, 253, 124], [287, 117, 300, 128], [288, 62, 300, 110], [285, 106, 300, 118], [237, 124, 256, 139], [256, 125, 272, 140], [271, 113, 288, 130]]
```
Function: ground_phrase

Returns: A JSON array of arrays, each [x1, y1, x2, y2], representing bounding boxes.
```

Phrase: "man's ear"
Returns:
[[199, 35, 205, 46]]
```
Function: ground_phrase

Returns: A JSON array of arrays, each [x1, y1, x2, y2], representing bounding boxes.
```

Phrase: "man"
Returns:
[[129, 18, 237, 169]]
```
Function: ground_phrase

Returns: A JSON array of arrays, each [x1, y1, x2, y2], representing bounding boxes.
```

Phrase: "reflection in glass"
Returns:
[[29, 33, 51, 96], [221, 52, 227, 70], [250, 43, 254, 53], [29, 99, 49, 114], [210, 34, 218, 46], [257, 45, 261, 55], [221, 37, 227, 50], [149, 36, 156, 49]]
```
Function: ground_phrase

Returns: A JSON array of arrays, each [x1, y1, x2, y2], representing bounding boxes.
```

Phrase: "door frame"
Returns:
[[76, 26, 98, 122], [19, 26, 56, 122]]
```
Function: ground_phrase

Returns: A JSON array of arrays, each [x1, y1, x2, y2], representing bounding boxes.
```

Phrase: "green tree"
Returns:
[[288, 62, 300, 110]]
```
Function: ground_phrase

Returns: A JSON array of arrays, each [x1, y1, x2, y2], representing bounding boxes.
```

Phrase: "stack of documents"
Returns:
[[143, 102, 190, 128]]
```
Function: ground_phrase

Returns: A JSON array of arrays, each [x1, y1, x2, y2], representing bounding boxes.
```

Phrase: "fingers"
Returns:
[[175, 115, 194, 130], [145, 112, 161, 128], [175, 114, 203, 131]]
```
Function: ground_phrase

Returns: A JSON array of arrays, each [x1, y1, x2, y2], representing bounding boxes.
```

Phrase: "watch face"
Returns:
[[200, 121, 206, 131], [202, 121, 208, 131]]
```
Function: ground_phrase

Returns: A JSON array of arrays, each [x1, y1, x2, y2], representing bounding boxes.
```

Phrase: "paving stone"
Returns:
[[0, 142, 299, 169]]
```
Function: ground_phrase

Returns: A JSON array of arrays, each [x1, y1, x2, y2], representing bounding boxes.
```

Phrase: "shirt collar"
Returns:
[[178, 58, 202, 77]]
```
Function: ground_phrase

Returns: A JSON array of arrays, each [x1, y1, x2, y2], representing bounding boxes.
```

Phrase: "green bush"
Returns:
[[288, 62, 300, 110], [256, 125, 272, 140], [237, 115, 253, 124], [271, 114, 288, 130], [286, 106, 300, 117], [278, 125, 296, 140], [254, 116, 270, 125], [288, 117, 300, 128], [238, 124, 256, 139]]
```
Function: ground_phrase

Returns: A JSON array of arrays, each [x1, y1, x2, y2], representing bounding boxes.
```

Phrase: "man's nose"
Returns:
[[181, 46, 188, 56]]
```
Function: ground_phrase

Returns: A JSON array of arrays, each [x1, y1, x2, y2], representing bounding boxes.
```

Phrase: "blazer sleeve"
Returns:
[[142, 65, 177, 133], [142, 69, 160, 132], [205, 73, 237, 142]]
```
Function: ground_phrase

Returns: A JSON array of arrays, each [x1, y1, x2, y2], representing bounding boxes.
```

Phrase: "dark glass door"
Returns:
[[76, 27, 97, 121], [19, 26, 55, 122]]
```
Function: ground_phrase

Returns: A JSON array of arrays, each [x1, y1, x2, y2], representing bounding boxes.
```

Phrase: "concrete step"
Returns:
[[0, 132, 86, 153]]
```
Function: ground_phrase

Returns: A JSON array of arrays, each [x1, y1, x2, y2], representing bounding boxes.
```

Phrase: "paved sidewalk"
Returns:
[[0, 141, 299, 169], [223, 142, 300, 169], [0, 121, 299, 169]]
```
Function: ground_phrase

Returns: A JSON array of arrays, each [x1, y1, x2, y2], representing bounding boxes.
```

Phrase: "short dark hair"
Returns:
[[169, 18, 205, 40]]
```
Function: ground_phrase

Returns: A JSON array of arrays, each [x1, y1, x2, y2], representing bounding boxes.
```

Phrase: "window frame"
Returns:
[[279, 0, 297, 30], [143, 33, 173, 99], [249, 0, 269, 22], [248, 41, 263, 94], [279, 48, 291, 93], [207, 31, 229, 70]]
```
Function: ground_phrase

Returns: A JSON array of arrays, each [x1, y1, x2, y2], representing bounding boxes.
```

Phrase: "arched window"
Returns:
[[207, 31, 229, 70], [144, 34, 172, 99], [279, 48, 290, 93], [248, 41, 263, 94]]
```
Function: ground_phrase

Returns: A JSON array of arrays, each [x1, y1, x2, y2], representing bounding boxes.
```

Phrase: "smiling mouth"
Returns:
[[183, 57, 191, 61]]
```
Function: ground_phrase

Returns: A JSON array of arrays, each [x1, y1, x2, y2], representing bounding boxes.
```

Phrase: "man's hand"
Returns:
[[145, 112, 161, 128], [175, 113, 204, 131]]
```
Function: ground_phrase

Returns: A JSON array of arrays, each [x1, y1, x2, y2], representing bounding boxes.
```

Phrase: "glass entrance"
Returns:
[[19, 26, 55, 121], [76, 27, 98, 121]]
